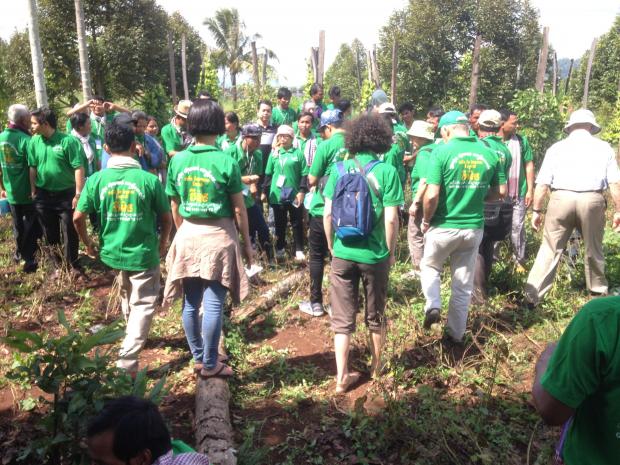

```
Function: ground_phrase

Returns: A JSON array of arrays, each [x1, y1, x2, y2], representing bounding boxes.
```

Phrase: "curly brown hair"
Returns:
[[345, 114, 393, 155]]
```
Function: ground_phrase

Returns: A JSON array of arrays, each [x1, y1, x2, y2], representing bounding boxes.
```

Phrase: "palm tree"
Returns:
[[26, 0, 48, 107], [204, 8, 252, 104]]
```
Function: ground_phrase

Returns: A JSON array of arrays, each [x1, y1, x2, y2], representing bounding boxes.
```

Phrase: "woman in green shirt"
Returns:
[[293, 111, 320, 167], [216, 112, 241, 151], [164, 99, 253, 378], [263, 124, 309, 261]]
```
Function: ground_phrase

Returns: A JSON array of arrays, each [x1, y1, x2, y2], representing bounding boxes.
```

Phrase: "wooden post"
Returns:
[[366, 50, 372, 82], [310, 47, 318, 83], [168, 31, 178, 104], [250, 41, 260, 93], [181, 33, 189, 100], [564, 58, 574, 95], [74, 0, 92, 101], [355, 47, 363, 91], [551, 51, 558, 95], [469, 33, 482, 106], [318, 30, 325, 85], [262, 52, 268, 87], [390, 38, 398, 104], [535, 26, 549, 93], [26, 0, 48, 107], [583, 38, 598, 107]]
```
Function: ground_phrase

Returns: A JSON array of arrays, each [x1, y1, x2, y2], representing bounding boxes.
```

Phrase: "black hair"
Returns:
[[310, 83, 323, 97], [105, 121, 135, 152], [87, 396, 171, 462], [257, 99, 273, 110], [147, 115, 158, 123], [499, 109, 516, 122], [277, 87, 292, 99], [70, 112, 90, 131], [31, 107, 57, 130], [427, 106, 445, 118], [469, 103, 489, 114], [298, 111, 314, 122], [398, 102, 414, 114], [337, 99, 352, 114], [91, 95, 105, 103], [224, 111, 240, 127], [197, 90, 212, 99], [131, 110, 148, 122], [187, 99, 225, 136], [328, 86, 341, 99], [346, 114, 392, 155]]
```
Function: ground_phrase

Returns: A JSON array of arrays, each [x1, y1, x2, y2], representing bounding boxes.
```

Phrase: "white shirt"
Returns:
[[536, 129, 620, 191]]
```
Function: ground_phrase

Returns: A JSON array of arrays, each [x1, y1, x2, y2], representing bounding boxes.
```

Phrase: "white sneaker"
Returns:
[[275, 248, 286, 259], [295, 251, 306, 262], [299, 301, 325, 317]]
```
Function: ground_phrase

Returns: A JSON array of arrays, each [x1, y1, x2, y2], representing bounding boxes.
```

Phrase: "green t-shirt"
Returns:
[[225, 142, 263, 208], [77, 162, 170, 271], [216, 133, 241, 151], [323, 153, 404, 264], [271, 106, 297, 127], [410, 143, 436, 196], [160, 123, 184, 156], [28, 131, 85, 192], [541, 296, 620, 465], [379, 122, 409, 188], [481, 135, 512, 181], [426, 136, 504, 229], [265, 146, 308, 205], [307, 131, 347, 217], [0, 128, 32, 204], [166, 145, 242, 219]]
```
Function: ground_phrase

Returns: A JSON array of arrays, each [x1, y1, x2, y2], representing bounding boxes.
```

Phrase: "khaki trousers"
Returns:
[[407, 211, 424, 269], [117, 265, 161, 371], [525, 190, 607, 305]]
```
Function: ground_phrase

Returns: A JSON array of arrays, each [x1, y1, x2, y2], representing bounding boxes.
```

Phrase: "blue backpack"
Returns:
[[331, 158, 381, 242]]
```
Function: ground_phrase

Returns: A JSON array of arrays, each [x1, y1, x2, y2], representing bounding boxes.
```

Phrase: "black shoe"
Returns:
[[23, 261, 37, 273], [423, 308, 441, 329]]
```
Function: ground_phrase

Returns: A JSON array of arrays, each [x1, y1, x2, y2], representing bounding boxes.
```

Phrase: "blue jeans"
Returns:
[[182, 278, 228, 369]]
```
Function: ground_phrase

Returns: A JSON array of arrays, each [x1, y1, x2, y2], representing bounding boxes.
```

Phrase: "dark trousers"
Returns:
[[9, 203, 41, 264], [247, 203, 272, 259], [309, 215, 328, 304], [34, 187, 80, 268], [473, 235, 495, 299], [272, 203, 304, 252]]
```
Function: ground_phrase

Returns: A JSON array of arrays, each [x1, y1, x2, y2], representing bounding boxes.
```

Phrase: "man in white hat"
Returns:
[[406, 120, 436, 275], [525, 109, 620, 306], [160, 100, 192, 159]]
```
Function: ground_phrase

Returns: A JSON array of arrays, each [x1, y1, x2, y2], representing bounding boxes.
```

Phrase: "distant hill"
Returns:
[[558, 58, 581, 79]]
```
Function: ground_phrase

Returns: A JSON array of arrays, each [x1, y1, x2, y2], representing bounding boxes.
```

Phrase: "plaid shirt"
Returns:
[[153, 451, 210, 465]]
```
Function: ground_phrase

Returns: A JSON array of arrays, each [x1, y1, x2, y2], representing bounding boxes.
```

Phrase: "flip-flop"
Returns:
[[335, 371, 361, 394], [193, 355, 229, 373], [199, 362, 233, 378]]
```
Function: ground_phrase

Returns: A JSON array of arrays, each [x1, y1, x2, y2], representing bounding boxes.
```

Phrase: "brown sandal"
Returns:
[[198, 362, 233, 378], [335, 371, 361, 394], [193, 355, 229, 374]]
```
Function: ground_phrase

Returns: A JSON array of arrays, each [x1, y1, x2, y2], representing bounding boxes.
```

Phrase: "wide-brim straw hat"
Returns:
[[407, 120, 435, 140], [174, 100, 192, 118]]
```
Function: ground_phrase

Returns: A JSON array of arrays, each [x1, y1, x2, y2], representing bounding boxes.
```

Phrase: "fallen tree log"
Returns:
[[195, 377, 236, 465], [232, 270, 307, 322]]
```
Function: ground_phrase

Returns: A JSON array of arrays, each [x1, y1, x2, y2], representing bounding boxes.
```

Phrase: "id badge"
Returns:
[[242, 185, 250, 197], [95, 139, 102, 149], [276, 174, 286, 188]]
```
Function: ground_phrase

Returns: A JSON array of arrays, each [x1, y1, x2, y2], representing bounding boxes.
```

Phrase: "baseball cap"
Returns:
[[318, 109, 343, 130], [241, 123, 262, 137], [438, 110, 468, 129], [378, 102, 397, 114], [276, 125, 295, 138], [478, 110, 502, 129]]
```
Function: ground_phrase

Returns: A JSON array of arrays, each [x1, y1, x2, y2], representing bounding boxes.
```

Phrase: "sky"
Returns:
[[1, 0, 618, 86]]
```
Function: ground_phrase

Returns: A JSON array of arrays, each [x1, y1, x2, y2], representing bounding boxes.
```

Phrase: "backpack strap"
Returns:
[[351, 158, 381, 198]]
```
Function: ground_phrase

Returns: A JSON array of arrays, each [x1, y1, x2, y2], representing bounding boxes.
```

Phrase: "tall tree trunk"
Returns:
[[168, 31, 178, 104], [310, 47, 318, 83], [582, 38, 597, 107], [231, 72, 237, 105], [390, 38, 398, 104], [552, 51, 558, 96], [251, 41, 260, 93], [318, 31, 325, 85], [74, 0, 92, 102], [181, 33, 189, 100], [26, 0, 48, 107], [535, 26, 549, 93], [469, 34, 482, 106], [355, 48, 362, 92], [366, 50, 372, 82], [564, 58, 574, 95], [371, 46, 380, 89], [261, 53, 268, 87]]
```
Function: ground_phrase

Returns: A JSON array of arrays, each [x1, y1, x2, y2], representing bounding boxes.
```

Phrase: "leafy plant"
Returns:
[[3, 310, 167, 465]]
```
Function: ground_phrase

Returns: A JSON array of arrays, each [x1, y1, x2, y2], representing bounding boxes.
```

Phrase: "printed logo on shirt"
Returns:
[[100, 180, 145, 222], [176, 166, 221, 213], [52, 145, 64, 153], [0, 143, 20, 168], [448, 152, 491, 189]]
